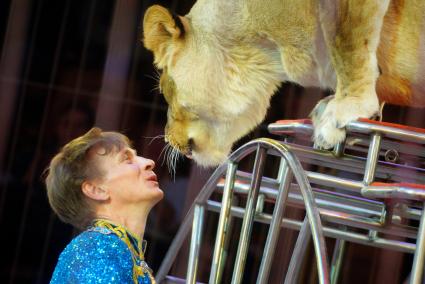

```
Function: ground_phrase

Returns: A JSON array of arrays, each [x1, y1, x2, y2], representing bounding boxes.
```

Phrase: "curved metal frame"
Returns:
[[157, 118, 425, 284], [268, 118, 425, 283], [156, 138, 330, 284]]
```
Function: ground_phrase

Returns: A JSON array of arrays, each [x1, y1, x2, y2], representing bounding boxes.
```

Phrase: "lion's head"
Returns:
[[143, 5, 282, 166]]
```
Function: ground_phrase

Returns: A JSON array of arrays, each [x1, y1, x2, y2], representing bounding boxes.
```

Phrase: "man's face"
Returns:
[[95, 146, 164, 207]]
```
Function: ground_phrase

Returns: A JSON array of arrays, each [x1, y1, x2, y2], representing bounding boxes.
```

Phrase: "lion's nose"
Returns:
[[188, 138, 194, 149], [186, 138, 195, 159]]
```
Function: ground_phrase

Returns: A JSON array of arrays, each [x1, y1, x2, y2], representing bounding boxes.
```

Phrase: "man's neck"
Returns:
[[95, 205, 150, 239]]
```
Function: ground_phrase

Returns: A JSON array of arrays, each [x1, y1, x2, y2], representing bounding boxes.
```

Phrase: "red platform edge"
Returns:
[[358, 118, 425, 134], [272, 118, 425, 134], [370, 182, 425, 190], [274, 119, 313, 125]]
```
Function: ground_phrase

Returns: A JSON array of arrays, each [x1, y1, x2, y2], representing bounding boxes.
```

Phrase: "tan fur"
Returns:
[[143, 0, 425, 166], [143, 5, 185, 68]]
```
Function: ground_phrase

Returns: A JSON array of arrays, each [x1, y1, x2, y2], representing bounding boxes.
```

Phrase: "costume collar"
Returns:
[[92, 219, 146, 260], [91, 219, 155, 283]]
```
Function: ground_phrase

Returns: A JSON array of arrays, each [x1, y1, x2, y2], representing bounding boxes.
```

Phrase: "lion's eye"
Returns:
[[159, 73, 175, 104]]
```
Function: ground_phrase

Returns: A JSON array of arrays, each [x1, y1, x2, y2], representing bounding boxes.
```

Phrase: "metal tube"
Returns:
[[186, 204, 205, 284], [209, 162, 238, 284], [206, 200, 416, 253], [347, 120, 425, 144], [410, 202, 425, 284], [156, 137, 423, 283], [269, 143, 425, 184], [330, 238, 346, 284], [363, 133, 382, 184], [306, 171, 363, 193], [232, 145, 267, 284], [269, 120, 425, 162], [234, 138, 330, 283], [268, 119, 425, 144], [156, 161, 230, 282], [219, 201, 236, 282], [362, 185, 425, 201], [234, 169, 364, 193], [217, 177, 383, 221], [281, 149, 330, 283], [284, 217, 311, 284], [333, 142, 345, 157], [362, 133, 382, 269], [218, 180, 416, 239], [257, 159, 292, 284]]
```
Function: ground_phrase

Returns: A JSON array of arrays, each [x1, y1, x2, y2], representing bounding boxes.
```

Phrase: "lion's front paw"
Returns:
[[310, 95, 379, 149]]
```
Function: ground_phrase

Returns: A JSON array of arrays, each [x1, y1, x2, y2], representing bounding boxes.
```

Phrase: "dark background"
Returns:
[[0, 0, 424, 283]]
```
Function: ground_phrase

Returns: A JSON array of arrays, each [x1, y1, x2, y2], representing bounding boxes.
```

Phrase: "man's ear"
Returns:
[[143, 5, 187, 68], [81, 181, 109, 201]]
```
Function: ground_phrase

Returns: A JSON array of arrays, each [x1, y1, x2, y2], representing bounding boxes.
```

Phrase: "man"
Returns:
[[45, 127, 163, 283]]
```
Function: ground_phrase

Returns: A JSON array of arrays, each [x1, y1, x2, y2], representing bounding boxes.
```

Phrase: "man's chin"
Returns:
[[152, 188, 164, 202]]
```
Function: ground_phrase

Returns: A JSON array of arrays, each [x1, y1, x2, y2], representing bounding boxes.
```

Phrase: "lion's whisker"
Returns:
[[150, 85, 161, 95], [159, 144, 171, 167], [144, 73, 160, 82], [145, 134, 165, 146]]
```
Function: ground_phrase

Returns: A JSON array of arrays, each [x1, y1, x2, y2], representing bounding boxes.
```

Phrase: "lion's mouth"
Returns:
[[185, 150, 193, 159], [166, 137, 194, 160]]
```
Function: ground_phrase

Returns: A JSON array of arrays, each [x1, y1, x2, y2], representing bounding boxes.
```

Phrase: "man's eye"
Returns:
[[122, 152, 132, 163]]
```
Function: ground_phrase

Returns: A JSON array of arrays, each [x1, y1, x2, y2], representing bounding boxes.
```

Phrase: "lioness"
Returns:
[[143, 0, 425, 167]]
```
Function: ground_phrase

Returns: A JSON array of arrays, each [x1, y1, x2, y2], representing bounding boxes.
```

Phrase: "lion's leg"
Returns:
[[311, 0, 390, 148]]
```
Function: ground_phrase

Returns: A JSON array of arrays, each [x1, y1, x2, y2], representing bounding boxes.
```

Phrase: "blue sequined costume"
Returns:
[[50, 221, 154, 283]]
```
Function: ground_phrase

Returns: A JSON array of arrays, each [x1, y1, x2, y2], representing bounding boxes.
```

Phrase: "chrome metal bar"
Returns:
[[269, 122, 425, 165], [232, 145, 267, 284], [268, 119, 425, 184], [257, 159, 293, 284], [360, 133, 382, 279], [362, 185, 425, 201], [209, 162, 238, 284], [266, 139, 330, 284], [268, 120, 313, 136], [306, 171, 363, 193], [346, 136, 425, 161], [158, 135, 424, 283], [347, 120, 425, 144], [156, 161, 229, 282], [333, 142, 345, 157], [363, 133, 382, 184], [284, 217, 311, 284], [410, 202, 425, 284], [232, 169, 364, 196], [230, 139, 331, 283], [223, 173, 380, 216], [269, 143, 425, 184], [218, 179, 418, 239], [268, 119, 425, 145], [219, 201, 236, 281], [330, 237, 346, 284], [205, 201, 416, 253], [187, 204, 205, 284], [394, 205, 421, 221]]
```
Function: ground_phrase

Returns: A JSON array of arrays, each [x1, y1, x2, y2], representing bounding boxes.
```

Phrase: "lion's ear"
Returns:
[[143, 5, 186, 68]]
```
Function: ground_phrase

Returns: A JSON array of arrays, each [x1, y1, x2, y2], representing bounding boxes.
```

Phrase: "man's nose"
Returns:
[[140, 157, 155, 170]]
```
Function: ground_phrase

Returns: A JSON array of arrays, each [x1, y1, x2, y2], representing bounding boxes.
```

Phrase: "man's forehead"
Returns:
[[90, 143, 133, 157], [117, 147, 136, 155]]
